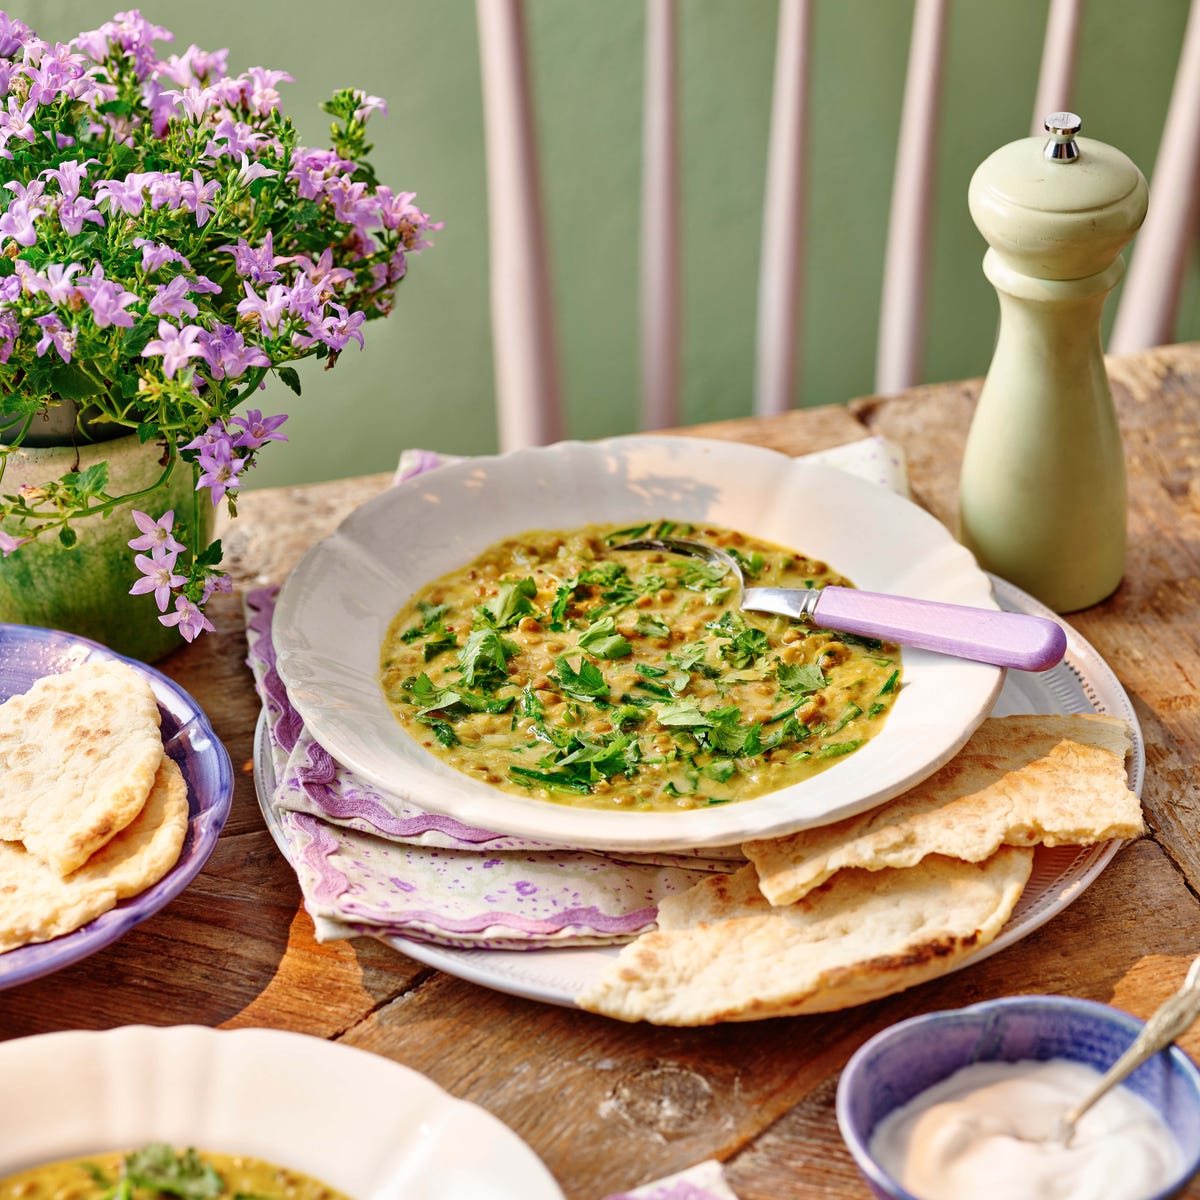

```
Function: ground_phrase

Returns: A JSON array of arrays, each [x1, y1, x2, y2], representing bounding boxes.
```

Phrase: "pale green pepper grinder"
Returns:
[[958, 113, 1148, 612]]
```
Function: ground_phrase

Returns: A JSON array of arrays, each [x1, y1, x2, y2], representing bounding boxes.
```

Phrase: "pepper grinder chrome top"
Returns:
[[1043, 111, 1081, 161], [958, 114, 1148, 613]]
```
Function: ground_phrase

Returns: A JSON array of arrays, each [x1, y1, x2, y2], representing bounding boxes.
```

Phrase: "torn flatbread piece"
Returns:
[[0, 660, 163, 875], [744, 713, 1140, 907], [576, 848, 1033, 1025], [0, 751, 188, 953]]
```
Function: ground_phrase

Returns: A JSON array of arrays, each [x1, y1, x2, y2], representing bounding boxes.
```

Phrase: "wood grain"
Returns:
[[4, 344, 1200, 1200]]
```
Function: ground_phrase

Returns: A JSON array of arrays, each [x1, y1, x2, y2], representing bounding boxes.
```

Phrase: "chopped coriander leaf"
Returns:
[[776, 661, 827, 695], [457, 626, 519, 686], [636, 662, 668, 678], [123, 1146, 224, 1200], [518, 685, 545, 720], [816, 739, 865, 758], [401, 600, 450, 641], [551, 655, 610, 700], [634, 677, 675, 699], [867, 701, 887, 718], [578, 561, 628, 586], [509, 766, 593, 793], [635, 614, 671, 639], [420, 717, 459, 747], [879, 669, 900, 695], [655, 701, 712, 727], [729, 548, 765, 576], [720, 627, 770, 669], [605, 522, 652, 544], [832, 703, 864, 733], [549, 581, 575, 629], [836, 631, 885, 652], [578, 615, 633, 659], [701, 759, 736, 783], [681, 560, 731, 591], [482, 577, 539, 628]]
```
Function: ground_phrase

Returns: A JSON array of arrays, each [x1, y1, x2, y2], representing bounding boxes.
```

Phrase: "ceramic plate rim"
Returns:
[[273, 436, 1004, 851], [0, 1024, 565, 1199], [0, 623, 233, 990]]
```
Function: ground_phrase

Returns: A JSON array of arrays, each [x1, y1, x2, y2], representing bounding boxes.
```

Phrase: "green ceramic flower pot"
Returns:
[[0, 433, 210, 662]]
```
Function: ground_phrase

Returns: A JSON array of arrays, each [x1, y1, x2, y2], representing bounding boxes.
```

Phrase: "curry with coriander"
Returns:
[[0, 1144, 350, 1200], [380, 521, 901, 811]]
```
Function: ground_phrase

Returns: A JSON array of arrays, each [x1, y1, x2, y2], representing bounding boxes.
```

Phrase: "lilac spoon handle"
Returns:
[[743, 585, 1067, 671]]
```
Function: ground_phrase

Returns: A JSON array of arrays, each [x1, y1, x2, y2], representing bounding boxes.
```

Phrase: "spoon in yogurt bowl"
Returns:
[[1056, 953, 1200, 1147], [614, 537, 1067, 672]]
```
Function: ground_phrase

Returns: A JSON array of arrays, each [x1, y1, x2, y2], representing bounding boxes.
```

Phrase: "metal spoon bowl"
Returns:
[[614, 536, 1067, 672]]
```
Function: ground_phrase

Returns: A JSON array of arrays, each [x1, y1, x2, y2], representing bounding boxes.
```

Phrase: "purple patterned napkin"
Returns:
[[601, 1160, 741, 1200]]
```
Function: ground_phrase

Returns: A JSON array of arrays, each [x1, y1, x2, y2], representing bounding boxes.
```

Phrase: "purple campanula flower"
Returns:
[[79, 265, 138, 328], [230, 409, 287, 450], [133, 238, 190, 274], [221, 231, 282, 285], [0, 197, 46, 247], [236, 281, 290, 333], [95, 173, 149, 216], [0, 97, 37, 144], [195, 440, 246, 504], [148, 171, 185, 212], [142, 319, 204, 378], [129, 550, 186, 611], [202, 116, 270, 161], [0, 529, 31, 555], [19, 261, 84, 305], [56, 194, 104, 236], [159, 594, 215, 642], [128, 509, 186, 556], [181, 169, 220, 226], [351, 90, 388, 121], [197, 325, 269, 380], [41, 159, 92, 201], [289, 247, 355, 292], [0, 14, 34, 58], [242, 66, 293, 116], [159, 44, 230, 89], [148, 275, 198, 320], [200, 572, 233, 604], [234, 154, 277, 188], [294, 303, 365, 353], [0, 312, 18, 363], [33, 314, 76, 362]]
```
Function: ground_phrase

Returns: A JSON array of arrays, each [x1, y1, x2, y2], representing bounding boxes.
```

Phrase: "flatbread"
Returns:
[[576, 848, 1033, 1025], [0, 661, 163, 875], [0, 752, 188, 953], [744, 713, 1140, 907]]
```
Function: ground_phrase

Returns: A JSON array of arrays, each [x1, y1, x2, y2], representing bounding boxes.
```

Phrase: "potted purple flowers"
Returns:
[[0, 9, 437, 658]]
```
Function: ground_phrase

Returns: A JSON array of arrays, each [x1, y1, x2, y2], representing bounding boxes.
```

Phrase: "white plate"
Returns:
[[257, 577, 1142, 1012], [273, 436, 1003, 851], [0, 1025, 564, 1200]]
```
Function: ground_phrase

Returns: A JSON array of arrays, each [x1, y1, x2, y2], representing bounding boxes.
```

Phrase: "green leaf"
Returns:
[[457, 626, 518, 686], [720, 627, 770, 669], [816, 739, 865, 759], [655, 701, 711, 728], [277, 366, 302, 396], [509, 765, 592, 794], [550, 655, 609, 700], [776, 662, 827, 695], [578, 615, 632, 659], [634, 614, 670, 639], [48, 363, 103, 401], [878, 669, 900, 695], [483, 577, 538, 628], [122, 1145, 224, 1200], [122, 318, 158, 357]]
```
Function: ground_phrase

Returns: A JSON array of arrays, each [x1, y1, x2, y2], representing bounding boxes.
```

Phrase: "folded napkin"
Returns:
[[601, 1160, 740, 1200], [245, 436, 908, 950]]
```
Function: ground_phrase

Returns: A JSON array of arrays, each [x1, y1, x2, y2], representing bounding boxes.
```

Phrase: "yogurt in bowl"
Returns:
[[836, 995, 1200, 1200]]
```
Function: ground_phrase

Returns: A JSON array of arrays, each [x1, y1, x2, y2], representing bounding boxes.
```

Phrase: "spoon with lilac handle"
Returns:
[[615, 537, 1067, 672]]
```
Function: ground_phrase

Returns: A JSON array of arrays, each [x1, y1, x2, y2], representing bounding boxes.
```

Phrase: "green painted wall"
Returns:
[[11, 0, 1195, 488]]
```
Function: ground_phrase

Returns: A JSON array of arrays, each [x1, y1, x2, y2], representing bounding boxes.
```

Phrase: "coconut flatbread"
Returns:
[[576, 848, 1033, 1025], [744, 713, 1140, 907], [0, 660, 163, 875], [0, 751, 188, 954]]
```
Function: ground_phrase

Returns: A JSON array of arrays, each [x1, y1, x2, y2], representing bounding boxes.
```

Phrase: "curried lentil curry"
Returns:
[[0, 1145, 349, 1200], [380, 521, 902, 812]]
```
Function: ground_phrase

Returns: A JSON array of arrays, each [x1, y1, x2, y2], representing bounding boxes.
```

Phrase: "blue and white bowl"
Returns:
[[836, 994, 1200, 1200]]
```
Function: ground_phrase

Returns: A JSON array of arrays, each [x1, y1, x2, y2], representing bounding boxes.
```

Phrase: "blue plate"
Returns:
[[0, 624, 233, 989]]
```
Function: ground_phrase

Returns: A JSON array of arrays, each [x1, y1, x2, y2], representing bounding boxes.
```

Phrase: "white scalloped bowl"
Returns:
[[273, 436, 1004, 851], [0, 1026, 564, 1200]]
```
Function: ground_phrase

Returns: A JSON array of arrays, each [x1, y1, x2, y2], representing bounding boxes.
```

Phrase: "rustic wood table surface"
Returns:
[[3, 340, 1200, 1199]]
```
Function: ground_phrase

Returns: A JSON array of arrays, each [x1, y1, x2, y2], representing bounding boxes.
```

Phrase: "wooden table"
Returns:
[[4, 341, 1200, 1199]]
